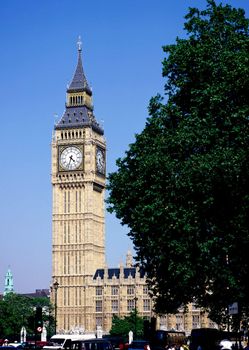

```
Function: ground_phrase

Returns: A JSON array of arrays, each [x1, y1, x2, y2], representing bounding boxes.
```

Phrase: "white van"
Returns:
[[44, 334, 96, 350]]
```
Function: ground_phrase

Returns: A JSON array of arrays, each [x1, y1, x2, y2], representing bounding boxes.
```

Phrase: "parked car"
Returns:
[[8, 343, 24, 349], [43, 334, 96, 350], [70, 338, 113, 350], [128, 340, 151, 350]]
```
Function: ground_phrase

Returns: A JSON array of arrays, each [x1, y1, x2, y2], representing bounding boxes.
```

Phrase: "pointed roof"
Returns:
[[55, 38, 104, 135], [67, 37, 92, 95]]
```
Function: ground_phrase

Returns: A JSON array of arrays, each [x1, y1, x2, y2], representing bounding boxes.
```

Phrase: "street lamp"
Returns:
[[53, 281, 59, 335], [134, 296, 138, 340]]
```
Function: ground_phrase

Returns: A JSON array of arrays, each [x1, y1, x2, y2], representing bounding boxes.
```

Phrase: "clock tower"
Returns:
[[51, 38, 106, 332]]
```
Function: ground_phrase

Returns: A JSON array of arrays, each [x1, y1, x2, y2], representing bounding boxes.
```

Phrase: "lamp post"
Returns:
[[53, 281, 59, 335], [134, 296, 138, 340]]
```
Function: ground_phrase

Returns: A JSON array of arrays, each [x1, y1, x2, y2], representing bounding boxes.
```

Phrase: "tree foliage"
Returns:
[[0, 293, 54, 340], [110, 310, 144, 339], [107, 0, 249, 324]]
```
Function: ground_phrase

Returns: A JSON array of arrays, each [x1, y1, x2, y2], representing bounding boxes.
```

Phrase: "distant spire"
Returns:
[[4, 267, 14, 296], [126, 250, 133, 267], [67, 36, 91, 94]]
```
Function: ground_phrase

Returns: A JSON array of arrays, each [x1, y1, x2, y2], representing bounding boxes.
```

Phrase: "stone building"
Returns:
[[51, 39, 216, 335]]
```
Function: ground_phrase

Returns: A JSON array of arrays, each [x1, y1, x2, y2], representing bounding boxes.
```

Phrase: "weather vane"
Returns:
[[77, 35, 82, 51]]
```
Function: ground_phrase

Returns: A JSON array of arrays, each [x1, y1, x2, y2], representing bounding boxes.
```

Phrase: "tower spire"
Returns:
[[55, 38, 103, 135], [77, 35, 82, 52], [67, 36, 91, 94]]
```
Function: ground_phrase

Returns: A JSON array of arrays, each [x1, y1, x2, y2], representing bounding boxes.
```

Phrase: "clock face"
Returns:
[[60, 146, 83, 170], [96, 147, 105, 174]]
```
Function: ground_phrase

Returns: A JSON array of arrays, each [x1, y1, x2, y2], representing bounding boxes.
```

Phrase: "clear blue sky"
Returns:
[[0, 0, 248, 293]]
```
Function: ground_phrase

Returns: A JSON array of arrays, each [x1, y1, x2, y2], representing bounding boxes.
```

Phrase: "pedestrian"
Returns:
[[244, 342, 249, 350]]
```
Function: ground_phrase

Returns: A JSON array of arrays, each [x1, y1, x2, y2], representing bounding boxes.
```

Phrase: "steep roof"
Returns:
[[55, 38, 103, 135], [67, 44, 91, 95]]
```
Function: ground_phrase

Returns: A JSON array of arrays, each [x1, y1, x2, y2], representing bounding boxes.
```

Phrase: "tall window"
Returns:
[[64, 191, 71, 213], [127, 285, 134, 295], [79, 221, 82, 242], [64, 288, 67, 306], [75, 287, 78, 306], [192, 315, 200, 328], [143, 286, 148, 295], [64, 253, 67, 274], [68, 191, 70, 213], [96, 287, 103, 296], [75, 221, 78, 243], [111, 286, 119, 295], [64, 222, 66, 243], [68, 288, 70, 306], [64, 192, 67, 213], [127, 299, 135, 311], [67, 252, 70, 274], [176, 314, 184, 330], [76, 191, 78, 212], [96, 317, 102, 327], [96, 300, 102, 312], [75, 252, 80, 274], [79, 191, 82, 212], [143, 299, 150, 311], [79, 253, 81, 274], [111, 300, 119, 312], [68, 222, 70, 243]]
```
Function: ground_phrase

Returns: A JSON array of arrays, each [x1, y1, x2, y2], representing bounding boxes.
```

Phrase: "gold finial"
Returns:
[[77, 35, 82, 52]]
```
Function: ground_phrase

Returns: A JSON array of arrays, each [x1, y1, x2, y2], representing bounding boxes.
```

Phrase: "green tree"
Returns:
[[0, 293, 54, 340], [110, 310, 144, 340], [107, 0, 249, 325]]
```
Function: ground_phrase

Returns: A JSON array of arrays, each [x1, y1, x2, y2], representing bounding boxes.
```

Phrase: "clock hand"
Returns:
[[68, 157, 72, 167]]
